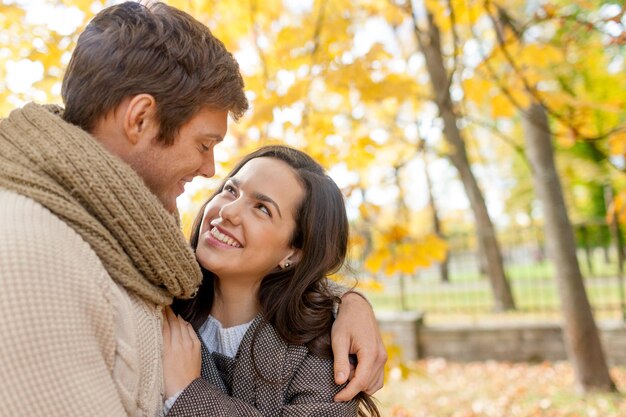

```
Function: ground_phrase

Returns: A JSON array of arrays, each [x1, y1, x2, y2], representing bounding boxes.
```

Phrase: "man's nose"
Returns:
[[198, 151, 215, 178]]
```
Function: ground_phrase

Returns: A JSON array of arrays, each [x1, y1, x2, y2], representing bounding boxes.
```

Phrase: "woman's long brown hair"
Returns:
[[173, 145, 379, 416]]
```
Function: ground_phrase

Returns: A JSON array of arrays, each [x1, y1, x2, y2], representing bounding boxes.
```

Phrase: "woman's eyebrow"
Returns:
[[253, 192, 282, 218], [229, 178, 282, 218]]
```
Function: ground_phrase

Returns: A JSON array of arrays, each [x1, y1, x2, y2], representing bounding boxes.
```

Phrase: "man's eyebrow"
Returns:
[[203, 133, 224, 142]]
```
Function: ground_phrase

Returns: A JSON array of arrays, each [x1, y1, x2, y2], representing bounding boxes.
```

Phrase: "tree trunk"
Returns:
[[421, 141, 449, 282], [411, 9, 515, 310], [523, 103, 615, 392]]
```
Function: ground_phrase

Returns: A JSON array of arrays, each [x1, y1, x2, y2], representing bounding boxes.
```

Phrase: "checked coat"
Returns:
[[167, 315, 358, 416]]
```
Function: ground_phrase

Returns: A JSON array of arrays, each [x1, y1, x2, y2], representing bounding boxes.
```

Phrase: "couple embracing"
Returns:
[[0, 2, 384, 417]]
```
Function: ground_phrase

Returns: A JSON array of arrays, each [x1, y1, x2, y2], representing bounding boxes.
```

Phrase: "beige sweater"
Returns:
[[0, 189, 164, 417]]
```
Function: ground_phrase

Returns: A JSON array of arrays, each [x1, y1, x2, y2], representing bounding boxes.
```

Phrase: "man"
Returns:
[[0, 2, 386, 416]]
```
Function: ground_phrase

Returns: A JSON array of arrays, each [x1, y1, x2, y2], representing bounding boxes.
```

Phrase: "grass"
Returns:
[[363, 253, 626, 323]]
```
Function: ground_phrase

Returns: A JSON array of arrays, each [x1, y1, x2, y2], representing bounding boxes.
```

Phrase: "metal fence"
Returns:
[[365, 221, 626, 323]]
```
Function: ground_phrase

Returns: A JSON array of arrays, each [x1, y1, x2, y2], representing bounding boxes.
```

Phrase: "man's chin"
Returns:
[[158, 195, 179, 215], [165, 202, 178, 215]]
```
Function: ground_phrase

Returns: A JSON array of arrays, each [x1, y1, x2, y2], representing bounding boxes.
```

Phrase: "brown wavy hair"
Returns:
[[62, 1, 248, 145], [174, 145, 379, 416]]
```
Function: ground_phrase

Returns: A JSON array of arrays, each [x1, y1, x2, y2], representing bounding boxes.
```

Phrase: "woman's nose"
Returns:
[[218, 200, 242, 225]]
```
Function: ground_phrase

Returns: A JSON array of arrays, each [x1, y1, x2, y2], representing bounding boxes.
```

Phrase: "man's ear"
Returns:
[[123, 94, 159, 145]]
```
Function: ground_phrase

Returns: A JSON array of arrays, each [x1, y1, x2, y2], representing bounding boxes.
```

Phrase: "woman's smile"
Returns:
[[207, 225, 243, 248], [195, 157, 303, 280]]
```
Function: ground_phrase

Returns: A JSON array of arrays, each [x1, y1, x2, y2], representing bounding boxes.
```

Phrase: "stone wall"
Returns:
[[377, 312, 626, 365]]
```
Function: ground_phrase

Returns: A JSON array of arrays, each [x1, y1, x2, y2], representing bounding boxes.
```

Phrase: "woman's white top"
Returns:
[[198, 315, 254, 358]]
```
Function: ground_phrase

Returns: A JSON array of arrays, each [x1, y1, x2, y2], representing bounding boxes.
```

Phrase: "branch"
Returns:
[[445, 0, 463, 96], [249, 0, 271, 140], [484, 0, 625, 142], [301, 0, 329, 131], [249, 0, 271, 85]]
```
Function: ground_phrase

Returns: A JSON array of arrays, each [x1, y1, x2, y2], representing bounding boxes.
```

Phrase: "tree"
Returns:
[[405, 2, 515, 310], [419, 137, 449, 282], [482, 0, 623, 391], [523, 103, 615, 391]]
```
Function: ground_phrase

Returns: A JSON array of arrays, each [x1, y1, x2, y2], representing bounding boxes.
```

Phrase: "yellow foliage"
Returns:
[[382, 332, 403, 377], [608, 189, 626, 226], [381, 332, 424, 380], [180, 210, 195, 240], [508, 86, 531, 110], [279, 80, 309, 106], [348, 233, 368, 260], [381, 224, 410, 245], [608, 130, 626, 158], [365, 43, 392, 62], [422, 234, 448, 260], [463, 78, 491, 105], [344, 136, 379, 171], [518, 44, 564, 69], [364, 224, 448, 277], [491, 94, 515, 118], [358, 202, 383, 220], [354, 279, 385, 293], [449, 0, 486, 26], [366, 73, 421, 103], [245, 100, 275, 127], [424, 0, 451, 32], [364, 246, 391, 273], [0, 5, 25, 28], [381, 4, 408, 27]]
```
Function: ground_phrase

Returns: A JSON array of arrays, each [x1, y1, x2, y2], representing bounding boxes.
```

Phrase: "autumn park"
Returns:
[[2, 0, 626, 415]]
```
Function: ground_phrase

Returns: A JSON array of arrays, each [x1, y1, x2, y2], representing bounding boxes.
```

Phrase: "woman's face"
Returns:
[[196, 157, 305, 283]]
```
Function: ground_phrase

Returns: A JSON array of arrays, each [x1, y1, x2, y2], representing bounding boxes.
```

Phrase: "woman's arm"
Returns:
[[166, 359, 358, 417]]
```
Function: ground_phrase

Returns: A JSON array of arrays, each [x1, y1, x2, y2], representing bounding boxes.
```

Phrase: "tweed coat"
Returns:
[[167, 315, 358, 416]]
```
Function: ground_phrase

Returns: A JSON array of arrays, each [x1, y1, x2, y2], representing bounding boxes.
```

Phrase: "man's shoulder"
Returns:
[[1, 189, 78, 243], [1, 188, 64, 230], [0, 189, 106, 279]]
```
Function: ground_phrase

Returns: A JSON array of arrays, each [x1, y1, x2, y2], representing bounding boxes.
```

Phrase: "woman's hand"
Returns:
[[162, 307, 201, 399]]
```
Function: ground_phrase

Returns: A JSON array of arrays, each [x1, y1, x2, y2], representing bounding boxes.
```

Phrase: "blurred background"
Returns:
[[2, 0, 626, 415]]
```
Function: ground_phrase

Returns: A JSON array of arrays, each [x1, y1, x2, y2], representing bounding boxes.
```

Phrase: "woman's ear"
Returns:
[[123, 93, 159, 145], [280, 249, 302, 269]]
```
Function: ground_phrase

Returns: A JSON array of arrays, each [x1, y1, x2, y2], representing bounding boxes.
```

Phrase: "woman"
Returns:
[[163, 145, 380, 416]]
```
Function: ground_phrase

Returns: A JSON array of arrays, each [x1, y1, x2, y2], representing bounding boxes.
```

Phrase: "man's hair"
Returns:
[[61, 1, 248, 145]]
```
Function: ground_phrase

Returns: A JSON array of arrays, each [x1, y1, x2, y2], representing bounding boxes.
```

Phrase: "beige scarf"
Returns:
[[0, 103, 202, 305]]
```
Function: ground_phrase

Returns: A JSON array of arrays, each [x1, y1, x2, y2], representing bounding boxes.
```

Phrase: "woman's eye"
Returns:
[[257, 204, 271, 216], [223, 184, 236, 195], [199, 144, 210, 153]]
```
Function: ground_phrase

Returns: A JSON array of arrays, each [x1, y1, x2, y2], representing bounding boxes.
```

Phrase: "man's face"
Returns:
[[127, 107, 228, 213]]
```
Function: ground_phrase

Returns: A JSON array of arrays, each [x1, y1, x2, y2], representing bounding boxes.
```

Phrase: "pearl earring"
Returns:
[[284, 262, 291, 268]]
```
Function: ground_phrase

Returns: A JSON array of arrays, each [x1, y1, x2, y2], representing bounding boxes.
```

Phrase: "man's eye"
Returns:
[[224, 184, 236, 195]]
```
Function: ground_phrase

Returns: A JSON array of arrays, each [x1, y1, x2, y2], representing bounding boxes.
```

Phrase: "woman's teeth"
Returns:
[[210, 227, 242, 248]]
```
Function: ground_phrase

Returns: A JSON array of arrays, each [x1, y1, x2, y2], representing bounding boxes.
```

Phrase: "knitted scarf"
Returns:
[[0, 103, 202, 305]]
